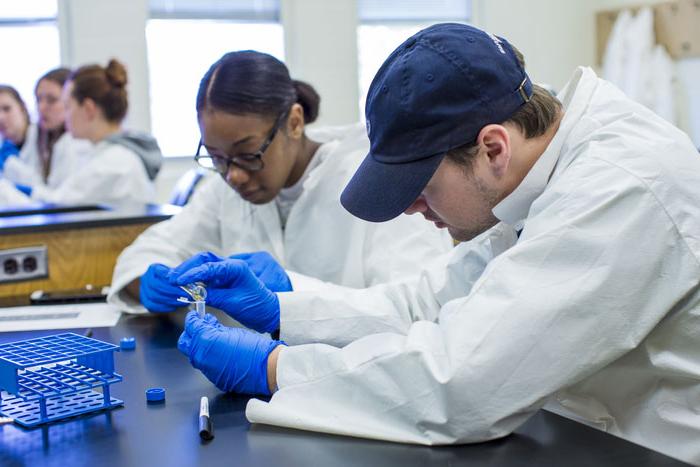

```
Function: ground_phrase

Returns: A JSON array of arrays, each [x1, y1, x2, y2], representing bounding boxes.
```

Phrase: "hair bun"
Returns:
[[292, 80, 320, 124], [105, 59, 128, 88]]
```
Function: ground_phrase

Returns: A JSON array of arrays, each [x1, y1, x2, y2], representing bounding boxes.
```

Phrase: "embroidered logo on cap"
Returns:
[[488, 33, 506, 54]]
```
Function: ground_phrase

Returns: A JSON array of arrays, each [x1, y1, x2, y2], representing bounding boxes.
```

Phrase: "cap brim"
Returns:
[[341, 151, 445, 222]]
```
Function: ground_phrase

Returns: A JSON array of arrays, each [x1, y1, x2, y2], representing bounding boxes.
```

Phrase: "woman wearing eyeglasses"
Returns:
[[109, 50, 452, 314], [0, 59, 162, 206]]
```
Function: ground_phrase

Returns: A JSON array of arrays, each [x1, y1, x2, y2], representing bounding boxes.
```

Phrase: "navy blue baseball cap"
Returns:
[[341, 23, 533, 222]]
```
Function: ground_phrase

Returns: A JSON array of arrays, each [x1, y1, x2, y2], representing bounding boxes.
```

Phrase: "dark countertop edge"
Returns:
[[0, 214, 176, 235], [0, 205, 181, 235]]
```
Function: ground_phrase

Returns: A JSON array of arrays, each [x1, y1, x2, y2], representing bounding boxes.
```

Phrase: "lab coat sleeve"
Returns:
[[248, 159, 695, 444], [107, 176, 225, 313], [2, 156, 42, 186], [279, 224, 514, 346], [0, 178, 32, 205]]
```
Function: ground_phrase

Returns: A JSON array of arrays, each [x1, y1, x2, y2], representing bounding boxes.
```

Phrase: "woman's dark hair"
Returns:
[[196, 50, 320, 124], [0, 85, 30, 125], [69, 58, 128, 123], [35, 67, 71, 94], [34, 67, 73, 181]]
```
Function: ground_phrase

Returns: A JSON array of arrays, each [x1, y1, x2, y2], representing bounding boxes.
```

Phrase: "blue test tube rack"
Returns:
[[0, 333, 123, 427]]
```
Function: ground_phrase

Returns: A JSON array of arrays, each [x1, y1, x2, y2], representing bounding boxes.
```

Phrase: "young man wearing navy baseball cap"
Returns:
[[174, 23, 700, 464]]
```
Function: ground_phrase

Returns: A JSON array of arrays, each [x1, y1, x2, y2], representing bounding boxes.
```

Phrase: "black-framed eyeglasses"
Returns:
[[194, 112, 285, 174]]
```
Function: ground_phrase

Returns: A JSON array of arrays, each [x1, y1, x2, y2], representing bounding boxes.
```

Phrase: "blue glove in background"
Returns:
[[229, 251, 292, 293], [178, 311, 284, 395], [170, 258, 280, 333], [14, 183, 32, 196], [0, 139, 19, 170], [140, 263, 190, 312]]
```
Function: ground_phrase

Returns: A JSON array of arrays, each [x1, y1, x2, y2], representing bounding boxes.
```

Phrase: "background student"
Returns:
[[3, 67, 91, 191], [0, 59, 162, 206]]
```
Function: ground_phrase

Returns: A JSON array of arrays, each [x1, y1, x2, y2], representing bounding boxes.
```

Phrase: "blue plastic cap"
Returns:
[[146, 387, 165, 402], [120, 337, 136, 350]]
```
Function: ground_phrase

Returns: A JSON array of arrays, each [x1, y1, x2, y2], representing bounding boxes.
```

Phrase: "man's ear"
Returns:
[[286, 103, 305, 140], [476, 124, 511, 178]]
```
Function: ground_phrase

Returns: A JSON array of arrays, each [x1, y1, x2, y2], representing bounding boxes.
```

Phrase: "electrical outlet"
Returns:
[[0, 245, 48, 283]]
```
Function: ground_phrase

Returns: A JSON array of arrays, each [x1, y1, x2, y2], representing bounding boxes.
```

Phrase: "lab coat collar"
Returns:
[[492, 67, 598, 227]]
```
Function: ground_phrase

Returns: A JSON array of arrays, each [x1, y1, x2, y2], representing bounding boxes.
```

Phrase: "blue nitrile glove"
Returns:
[[177, 310, 284, 395], [229, 251, 292, 292], [140, 263, 190, 312], [141, 252, 225, 312], [14, 183, 32, 196], [170, 258, 280, 333], [0, 140, 19, 170]]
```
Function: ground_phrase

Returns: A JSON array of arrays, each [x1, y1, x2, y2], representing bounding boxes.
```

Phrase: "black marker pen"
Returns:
[[199, 396, 214, 440]]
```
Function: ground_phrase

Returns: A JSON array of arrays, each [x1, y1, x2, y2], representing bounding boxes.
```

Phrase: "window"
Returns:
[[356, 0, 471, 117], [147, 0, 284, 157], [0, 1, 60, 121]]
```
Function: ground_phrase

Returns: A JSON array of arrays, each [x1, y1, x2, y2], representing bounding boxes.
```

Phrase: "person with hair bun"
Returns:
[[0, 59, 162, 206], [2, 67, 92, 192], [109, 50, 452, 314]]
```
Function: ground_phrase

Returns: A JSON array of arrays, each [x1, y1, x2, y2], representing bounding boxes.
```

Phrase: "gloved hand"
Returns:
[[141, 252, 225, 312], [178, 310, 284, 394], [140, 263, 189, 313], [170, 258, 280, 333], [229, 251, 292, 292], [14, 183, 32, 196]]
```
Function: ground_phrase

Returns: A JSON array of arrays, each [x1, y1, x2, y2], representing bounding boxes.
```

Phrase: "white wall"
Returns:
[[474, 0, 597, 91], [281, 0, 360, 126], [58, 0, 152, 133]]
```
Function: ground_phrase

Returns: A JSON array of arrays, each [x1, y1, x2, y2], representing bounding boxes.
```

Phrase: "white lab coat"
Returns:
[[621, 7, 654, 104], [247, 68, 700, 465], [0, 178, 33, 205], [601, 9, 632, 87], [0, 138, 154, 206], [108, 123, 453, 313], [602, 8, 676, 125], [3, 123, 92, 188], [28, 140, 156, 206], [646, 44, 675, 124]]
